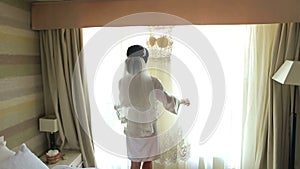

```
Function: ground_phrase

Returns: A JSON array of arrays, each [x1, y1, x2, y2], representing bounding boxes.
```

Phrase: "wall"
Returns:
[[0, 0, 47, 155]]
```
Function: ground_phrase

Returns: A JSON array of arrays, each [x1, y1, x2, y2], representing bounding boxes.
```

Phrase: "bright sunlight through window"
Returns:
[[83, 25, 249, 169]]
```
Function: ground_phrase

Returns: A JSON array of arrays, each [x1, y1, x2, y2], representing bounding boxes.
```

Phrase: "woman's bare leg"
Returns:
[[142, 161, 152, 169], [131, 161, 141, 169]]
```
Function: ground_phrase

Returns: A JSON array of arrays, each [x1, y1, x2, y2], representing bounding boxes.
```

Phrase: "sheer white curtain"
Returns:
[[185, 25, 249, 169], [83, 25, 249, 169]]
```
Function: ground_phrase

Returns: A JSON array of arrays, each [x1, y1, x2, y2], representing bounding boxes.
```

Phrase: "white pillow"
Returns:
[[0, 144, 49, 169], [53, 166, 77, 169], [53, 165, 96, 169], [0, 141, 15, 163]]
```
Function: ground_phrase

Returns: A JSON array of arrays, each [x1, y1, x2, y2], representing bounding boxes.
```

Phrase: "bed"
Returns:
[[0, 136, 97, 169]]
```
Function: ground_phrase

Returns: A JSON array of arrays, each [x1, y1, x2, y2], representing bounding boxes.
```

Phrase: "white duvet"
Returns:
[[53, 165, 97, 169]]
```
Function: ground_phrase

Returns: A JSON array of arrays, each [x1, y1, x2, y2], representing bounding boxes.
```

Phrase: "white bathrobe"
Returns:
[[118, 75, 179, 162]]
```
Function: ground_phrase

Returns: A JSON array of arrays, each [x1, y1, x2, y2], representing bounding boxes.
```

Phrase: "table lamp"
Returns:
[[39, 115, 59, 150], [272, 60, 300, 169]]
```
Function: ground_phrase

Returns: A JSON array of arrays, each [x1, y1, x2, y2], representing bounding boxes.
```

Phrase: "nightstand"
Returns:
[[40, 150, 83, 169]]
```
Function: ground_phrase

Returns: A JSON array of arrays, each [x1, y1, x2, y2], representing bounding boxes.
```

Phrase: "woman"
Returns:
[[117, 45, 190, 169]]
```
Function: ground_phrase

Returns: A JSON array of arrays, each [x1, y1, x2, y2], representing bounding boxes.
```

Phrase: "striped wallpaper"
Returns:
[[0, 0, 47, 156]]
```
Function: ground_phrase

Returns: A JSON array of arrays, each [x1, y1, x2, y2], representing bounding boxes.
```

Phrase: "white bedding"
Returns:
[[0, 137, 98, 169], [0, 144, 48, 169], [53, 165, 97, 169]]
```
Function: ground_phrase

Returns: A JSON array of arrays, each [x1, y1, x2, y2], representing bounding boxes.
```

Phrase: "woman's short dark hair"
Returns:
[[126, 45, 149, 63]]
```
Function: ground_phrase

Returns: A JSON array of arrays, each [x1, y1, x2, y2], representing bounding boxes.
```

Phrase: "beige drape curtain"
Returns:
[[40, 29, 95, 167], [241, 24, 279, 169], [269, 23, 300, 169], [241, 23, 300, 169]]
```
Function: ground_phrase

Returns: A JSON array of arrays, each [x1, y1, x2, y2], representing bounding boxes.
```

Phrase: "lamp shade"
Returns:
[[272, 60, 300, 85], [39, 116, 58, 133]]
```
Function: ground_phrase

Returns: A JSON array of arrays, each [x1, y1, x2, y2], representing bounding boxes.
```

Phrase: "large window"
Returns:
[[83, 25, 249, 169]]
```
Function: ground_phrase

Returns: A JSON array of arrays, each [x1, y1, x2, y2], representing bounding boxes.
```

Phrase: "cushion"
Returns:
[[0, 144, 49, 169], [0, 141, 15, 163]]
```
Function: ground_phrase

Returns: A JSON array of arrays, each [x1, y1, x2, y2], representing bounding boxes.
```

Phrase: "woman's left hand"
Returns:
[[180, 98, 190, 106]]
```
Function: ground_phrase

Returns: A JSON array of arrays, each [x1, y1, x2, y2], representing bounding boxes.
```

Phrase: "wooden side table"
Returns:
[[40, 150, 83, 168]]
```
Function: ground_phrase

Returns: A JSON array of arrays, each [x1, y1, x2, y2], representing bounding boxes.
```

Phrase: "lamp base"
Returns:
[[289, 112, 297, 169], [49, 132, 59, 151], [289, 86, 298, 169]]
